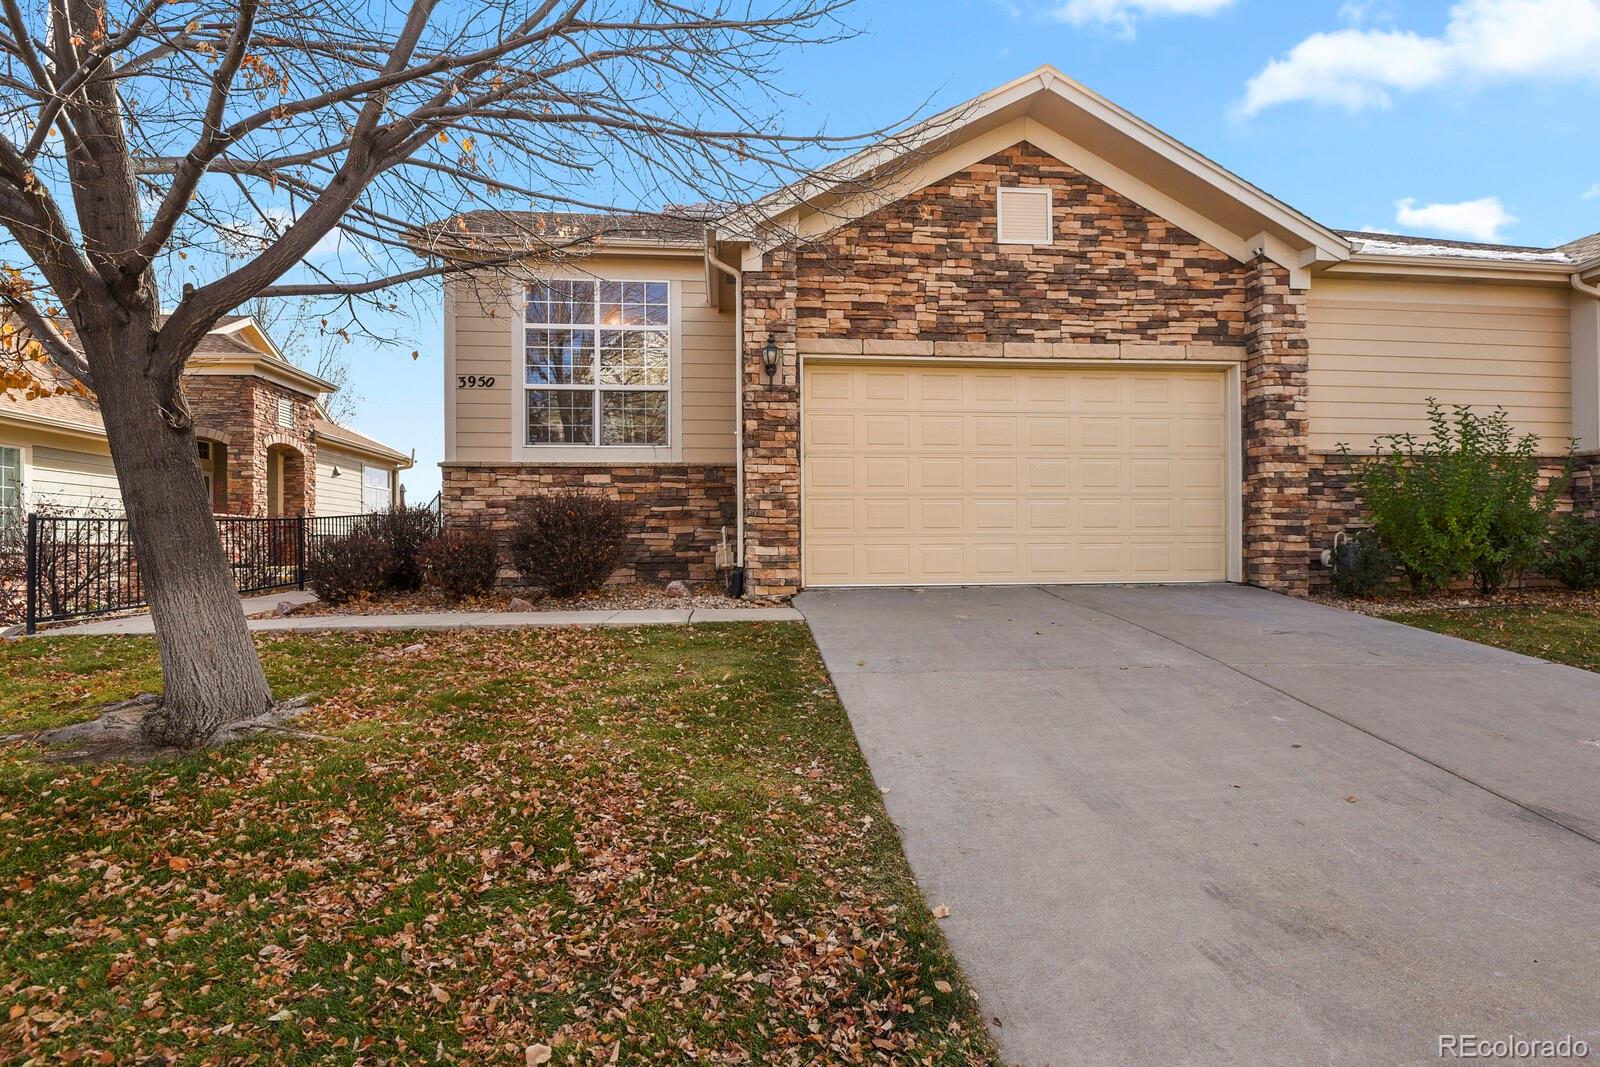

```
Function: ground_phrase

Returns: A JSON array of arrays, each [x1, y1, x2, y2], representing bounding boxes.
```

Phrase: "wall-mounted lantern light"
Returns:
[[330, 465, 342, 478], [761, 338, 780, 384]]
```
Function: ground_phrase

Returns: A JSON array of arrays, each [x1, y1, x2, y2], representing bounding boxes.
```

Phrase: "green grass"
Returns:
[[1388, 605, 1600, 672], [0, 625, 997, 1064]]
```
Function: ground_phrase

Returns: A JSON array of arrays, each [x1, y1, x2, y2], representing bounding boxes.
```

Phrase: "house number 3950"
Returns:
[[457, 375, 496, 388]]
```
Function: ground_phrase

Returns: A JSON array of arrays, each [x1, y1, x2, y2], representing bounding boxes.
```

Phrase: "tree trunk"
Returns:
[[88, 328, 275, 747]]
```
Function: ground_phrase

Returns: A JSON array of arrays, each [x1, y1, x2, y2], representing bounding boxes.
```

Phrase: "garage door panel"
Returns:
[[918, 416, 964, 448], [864, 415, 910, 447], [803, 363, 1229, 586]]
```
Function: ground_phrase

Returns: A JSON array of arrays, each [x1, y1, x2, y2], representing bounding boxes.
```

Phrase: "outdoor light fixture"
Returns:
[[330, 466, 341, 478], [761, 338, 780, 384]]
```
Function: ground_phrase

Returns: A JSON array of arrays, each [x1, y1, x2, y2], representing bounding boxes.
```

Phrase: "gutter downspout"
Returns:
[[1573, 273, 1600, 301], [706, 234, 745, 563]]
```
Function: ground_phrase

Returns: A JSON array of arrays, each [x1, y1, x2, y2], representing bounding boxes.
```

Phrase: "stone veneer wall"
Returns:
[[793, 143, 1248, 344], [739, 142, 1314, 597], [1240, 258, 1311, 595], [441, 464, 736, 584], [185, 374, 318, 516]]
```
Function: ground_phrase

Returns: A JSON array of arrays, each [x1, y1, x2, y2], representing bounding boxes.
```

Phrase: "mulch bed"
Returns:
[[271, 583, 781, 619], [1308, 586, 1600, 617]]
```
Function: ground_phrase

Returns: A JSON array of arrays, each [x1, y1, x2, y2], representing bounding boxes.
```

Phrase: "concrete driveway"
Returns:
[[797, 584, 1600, 1067]]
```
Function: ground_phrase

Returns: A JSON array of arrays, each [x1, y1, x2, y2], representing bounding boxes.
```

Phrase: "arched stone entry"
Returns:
[[265, 443, 310, 517]]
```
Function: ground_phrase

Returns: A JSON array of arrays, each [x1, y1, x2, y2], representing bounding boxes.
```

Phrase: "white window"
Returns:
[[997, 186, 1053, 245], [361, 464, 392, 513], [0, 446, 20, 531], [524, 279, 669, 447]]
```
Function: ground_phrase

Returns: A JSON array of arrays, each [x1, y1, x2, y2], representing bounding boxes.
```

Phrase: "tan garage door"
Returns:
[[802, 361, 1230, 587]]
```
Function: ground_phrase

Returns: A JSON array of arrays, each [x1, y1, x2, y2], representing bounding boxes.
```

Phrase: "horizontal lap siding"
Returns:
[[447, 257, 736, 464], [314, 447, 364, 516], [1308, 277, 1572, 452], [31, 442, 124, 513]]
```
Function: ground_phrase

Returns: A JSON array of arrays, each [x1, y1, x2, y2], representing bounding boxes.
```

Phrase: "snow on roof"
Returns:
[[1338, 230, 1578, 265]]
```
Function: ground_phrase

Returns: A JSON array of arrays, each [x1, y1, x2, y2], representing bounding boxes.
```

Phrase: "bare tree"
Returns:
[[239, 295, 363, 423], [0, 0, 890, 746]]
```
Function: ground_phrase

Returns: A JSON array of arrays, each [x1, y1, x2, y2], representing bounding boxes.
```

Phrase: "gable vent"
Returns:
[[997, 186, 1052, 245], [277, 397, 295, 429]]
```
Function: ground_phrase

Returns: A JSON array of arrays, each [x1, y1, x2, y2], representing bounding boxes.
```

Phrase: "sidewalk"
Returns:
[[37, 593, 802, 636]]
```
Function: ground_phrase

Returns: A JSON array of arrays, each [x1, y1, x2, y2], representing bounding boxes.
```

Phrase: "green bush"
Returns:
[[1328, 528, 1396, 598], [307, 530, 393, 605], [1343, 400, 1568, 594], [419, 525, 501, 601], [509, 491, 627, 598], [1541, 516, 1600, 590], [356, 505, 439, 592]]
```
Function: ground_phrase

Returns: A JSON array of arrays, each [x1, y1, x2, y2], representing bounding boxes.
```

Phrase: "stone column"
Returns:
[[1241, 256, 1312, 594], [740, 249, 802, 596]]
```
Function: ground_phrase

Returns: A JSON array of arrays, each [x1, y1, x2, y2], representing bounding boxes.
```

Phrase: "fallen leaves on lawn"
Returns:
[[0, 627, 994, 1064]]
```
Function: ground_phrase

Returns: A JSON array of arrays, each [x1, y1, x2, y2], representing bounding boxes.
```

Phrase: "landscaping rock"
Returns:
[[665, 580, 692, 598], [506, 597, 535, 612], [274, 600, 297, 617]]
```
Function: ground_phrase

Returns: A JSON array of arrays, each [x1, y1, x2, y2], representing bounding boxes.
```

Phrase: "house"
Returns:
[[433, 66, 1600, 597], [0, 315, 412, 527]]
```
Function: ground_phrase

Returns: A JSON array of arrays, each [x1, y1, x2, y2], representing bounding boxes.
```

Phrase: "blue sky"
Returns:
[[346, 0, 1600, 502]]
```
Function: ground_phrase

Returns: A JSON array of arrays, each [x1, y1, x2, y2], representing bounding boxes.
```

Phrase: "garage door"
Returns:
[[801, 361, 1230, 586]]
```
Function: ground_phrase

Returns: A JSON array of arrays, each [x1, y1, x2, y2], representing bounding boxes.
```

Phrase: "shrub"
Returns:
[[1328, 528, 1396, 598], [1541, 515, 1600, 590], [508, 491, 627, 598], [0, 523, 23, 627], [306, 530, 392, 604], [356, 505, 439, 592], [1344, 400, 1568, 594], [419, 525, 501, 600]]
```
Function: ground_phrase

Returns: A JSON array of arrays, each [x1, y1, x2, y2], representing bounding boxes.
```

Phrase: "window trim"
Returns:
[[0, 441, 28, 531], [997, 185, 1054, 246], [511, 273, 682, 463], [360, 462, 393, 513]]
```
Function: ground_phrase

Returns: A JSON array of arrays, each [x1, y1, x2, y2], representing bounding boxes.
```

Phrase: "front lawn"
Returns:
[[1388, 604, 1600, 672], [0, 625, 995, 1064]]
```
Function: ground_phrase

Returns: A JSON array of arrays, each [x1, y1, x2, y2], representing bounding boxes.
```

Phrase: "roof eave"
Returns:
[[0, 407, 106, 440], [1327, 251, 1577, 282], [187, 352, 337, 394]]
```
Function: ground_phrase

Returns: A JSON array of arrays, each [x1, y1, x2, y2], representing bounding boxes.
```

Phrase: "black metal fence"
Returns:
[[19, 512, 385, 634]]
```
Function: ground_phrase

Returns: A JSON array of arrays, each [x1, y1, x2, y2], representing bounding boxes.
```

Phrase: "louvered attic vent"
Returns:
[[997, 186, 1052, 245]]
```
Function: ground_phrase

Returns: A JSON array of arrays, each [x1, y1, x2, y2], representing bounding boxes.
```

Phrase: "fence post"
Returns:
[[24, 512, 38, 636], [296, 514, 308, 591]]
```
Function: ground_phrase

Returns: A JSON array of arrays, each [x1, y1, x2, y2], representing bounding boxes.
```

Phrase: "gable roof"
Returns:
[[712, 65, 1351, 277]]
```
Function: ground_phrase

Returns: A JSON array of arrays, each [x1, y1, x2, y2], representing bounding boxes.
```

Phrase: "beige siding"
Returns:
[[314, 447, 365, 515], [446, 255, 736, 463], [1308, 276, 1573, 452], [3, 429, 125, 513]]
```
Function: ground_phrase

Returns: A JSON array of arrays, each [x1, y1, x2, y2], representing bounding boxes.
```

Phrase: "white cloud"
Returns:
[[1583, 183, 1600, 200], [1394, 196, 1518, 241], [1053, 0, 1235, 35], [1238, 0, 1600, 115]]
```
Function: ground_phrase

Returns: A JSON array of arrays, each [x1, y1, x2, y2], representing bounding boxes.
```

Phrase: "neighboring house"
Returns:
[[433, 66, 1600, 597], [0, 315, 412, 527]]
